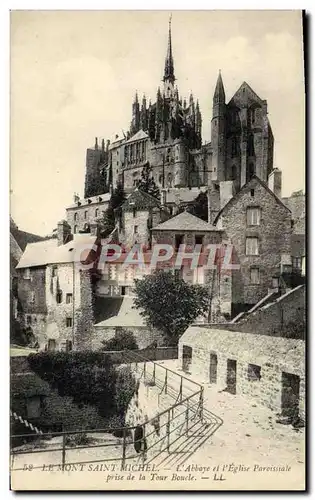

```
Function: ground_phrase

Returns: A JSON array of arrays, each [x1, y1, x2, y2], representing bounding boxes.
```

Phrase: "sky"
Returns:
[[10, 10, 305, 236]]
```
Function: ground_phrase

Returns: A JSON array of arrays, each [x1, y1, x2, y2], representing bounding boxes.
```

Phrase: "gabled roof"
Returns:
[[125, 129, 149, 144], [16, 234, 98, 269], [121, 188, 160, 212], [152, 211, 218, 232], [165, 187, 207, 205], [214, 175, 291, 224], [228, 81, 264, 107], [66, 192, 111, 210]]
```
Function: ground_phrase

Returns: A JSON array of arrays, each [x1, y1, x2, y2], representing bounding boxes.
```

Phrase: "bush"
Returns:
[[101, 329, 139, 351]]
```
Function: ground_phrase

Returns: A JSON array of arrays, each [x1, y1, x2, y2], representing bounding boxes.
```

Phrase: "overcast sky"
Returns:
[[10, 10, 305, 236]]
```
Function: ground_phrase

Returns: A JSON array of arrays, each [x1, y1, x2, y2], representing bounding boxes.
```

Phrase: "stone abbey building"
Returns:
[[84, 18, 274, 198]]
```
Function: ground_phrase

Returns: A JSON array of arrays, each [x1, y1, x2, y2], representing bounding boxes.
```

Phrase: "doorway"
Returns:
[[226, 359, 237, 395], [47, 339, 56, 352], [182, 345, 192, 373], [281, 372, 300, 419], [209, 352, 218, 384]]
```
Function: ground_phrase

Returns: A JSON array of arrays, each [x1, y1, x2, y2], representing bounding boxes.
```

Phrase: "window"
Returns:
[[175, 234, 184, 251], [134, 225, 138, 235], [246, 162, 255, 182], [231, 165, 237, 180], [56, 291, 62, 304], [133, 208, 137, 218], [95, 208, 99, 217], [66, 317, 73, 328], [121, 286, 126, 296], [250, 267, 260, 284], [292, 257, 302, 270], [246, 237, 259, 256], [66, 293, 73, 304], [48, 339, 56, 352], [250, 189, 255, 197], [74, 225, 77, 234], [249, 108, 255, 125], [52, 265, 57, 277], [248, 134, 255, 156], [195, 235, 204, 246], [74, 212, 78, 221], [231, 137, 237, 157], [84, 211, 88, 220], [247, 207, 261, 226], [27, 315, 32, 325], [194, 267, 205, 285], [24, 268, 31, 280], [158, 174, 163, 184], [248, 364, 261, 381]]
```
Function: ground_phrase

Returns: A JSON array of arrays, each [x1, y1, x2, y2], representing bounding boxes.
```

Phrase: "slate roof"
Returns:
[[94, 297, 146, 328], [16, 234, 98, 269], [121, 188, 161, 212], [66, 192, 111, 210], [165, 187, 207, 205], [125, 129, 149, 144], [152, 211, 218, 232]]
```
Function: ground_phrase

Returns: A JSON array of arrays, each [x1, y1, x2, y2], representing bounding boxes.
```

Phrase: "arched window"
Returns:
[[248, 134, 255, 156], [246, 162, 255, 183], [167, 173, 173, 187], [249, 108, 255, 126], [74, 212, 78, 221], [95, 208, 99, 217], [158, 174, 163, 185], [74, 225, 77, 234], [231, 137, 237, 157], [231, 165, 237, 180]]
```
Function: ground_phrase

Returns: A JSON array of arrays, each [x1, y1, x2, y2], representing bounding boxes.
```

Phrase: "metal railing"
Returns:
[[11, 351, 207, 471]]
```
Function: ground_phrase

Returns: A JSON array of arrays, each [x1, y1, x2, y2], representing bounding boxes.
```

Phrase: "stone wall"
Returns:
[[179, 327, 305, 419], [217, 177, 292, 307], [66, 199, 109, 234], [91, 326, 163, 351]]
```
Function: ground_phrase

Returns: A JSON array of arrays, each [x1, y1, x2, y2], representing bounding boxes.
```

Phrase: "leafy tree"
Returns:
[[136, 164, 160, 200], [188, 191, 208, 222], [101, 329, 139, 351], [133, 269, 210, 345], [98, 182, 126, 238]]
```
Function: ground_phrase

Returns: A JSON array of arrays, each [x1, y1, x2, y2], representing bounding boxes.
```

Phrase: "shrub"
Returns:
[[101, 329, 139, 351]]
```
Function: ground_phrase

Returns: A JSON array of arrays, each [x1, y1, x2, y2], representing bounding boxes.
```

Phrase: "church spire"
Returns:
[[163, 15, 175, 86], [214, 70, 225, 103]]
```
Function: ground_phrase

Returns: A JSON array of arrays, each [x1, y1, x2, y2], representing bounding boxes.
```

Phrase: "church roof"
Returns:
[[125, 129, 149, 144], [152, 211, 218, 232], [121, 188, 160, 212]]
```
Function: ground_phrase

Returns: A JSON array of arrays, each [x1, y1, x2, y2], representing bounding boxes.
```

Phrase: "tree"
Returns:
[[136, 164, 160, 200], [101, 329, 139, 351], [98, 183, 126, 238], [133, 270, 210, 345], [188, 192, 208, 222]]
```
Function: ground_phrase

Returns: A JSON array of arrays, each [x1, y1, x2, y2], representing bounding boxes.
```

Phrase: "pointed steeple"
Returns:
[[214, 70, 225, 103], [163, 15, 175, 84]]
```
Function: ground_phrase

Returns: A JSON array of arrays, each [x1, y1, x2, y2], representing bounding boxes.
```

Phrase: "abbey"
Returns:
[[84, 18, 274, 199]]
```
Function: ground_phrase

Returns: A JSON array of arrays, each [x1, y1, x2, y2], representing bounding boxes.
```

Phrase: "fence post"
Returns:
[[142, 424, 146, 463], [165, 370, 168, 395], [153, 364, 156, 385], [179, 376, 183, 402], [62, 431, 66, 470], [199, 387, 204, 422], [121, 428, 126, 469], [185, 406, 189, 435], [166, 409, 171, 453]]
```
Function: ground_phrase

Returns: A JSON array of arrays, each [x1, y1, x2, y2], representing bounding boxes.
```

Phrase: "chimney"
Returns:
[[57, 220, 72, 246], [73, 192, 80, 203], [268, 168, 282, 199], [160, 189, 167, 207]]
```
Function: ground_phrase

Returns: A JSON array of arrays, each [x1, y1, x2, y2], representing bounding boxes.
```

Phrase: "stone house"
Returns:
[[179, 326, 305, 420], [118, 188, 169, 249], [66, 192, 111, 235], [214, 175, 292, 317], [16, 223, 99, 351]]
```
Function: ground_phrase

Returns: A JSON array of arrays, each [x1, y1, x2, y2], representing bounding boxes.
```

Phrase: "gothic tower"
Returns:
[[130, 92, 140, 136], [211, 71, 226, 182], [163, 16, 175, 99]]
